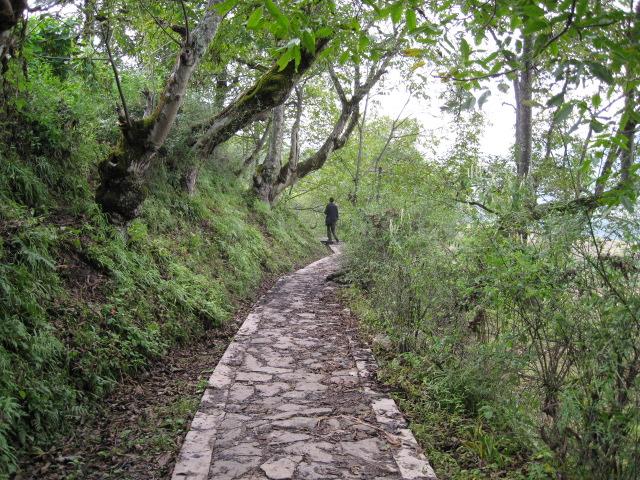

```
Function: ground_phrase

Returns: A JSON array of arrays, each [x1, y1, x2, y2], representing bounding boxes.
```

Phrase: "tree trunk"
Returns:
[[353, 93, 369, 205], [181, 67, 229, 194], [367, 96, 411, 204], [619, 88, 637, 183], [235, 118, 272, 176], [254, 56, 393, 204], [182, 164, 199, 195], [95, 0, 224, 220], [253, 104, 285, 202], [80, 0, 97, 44], [0, 0, 26, 73], [513, 32, 533, 180], [268, 98, 360, 203], [594, 86, 637, 195], [594, 2, 640, 194]]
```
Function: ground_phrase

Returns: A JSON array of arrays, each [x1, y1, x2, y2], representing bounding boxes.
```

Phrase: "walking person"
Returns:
[[324, 197, 339, 244]]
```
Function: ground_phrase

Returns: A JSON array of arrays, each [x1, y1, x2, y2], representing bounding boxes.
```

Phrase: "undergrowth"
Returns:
[[343, 199, 640, 480]]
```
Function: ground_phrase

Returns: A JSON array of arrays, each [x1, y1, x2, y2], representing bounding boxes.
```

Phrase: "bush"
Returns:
[[345, 195, 640, 479]]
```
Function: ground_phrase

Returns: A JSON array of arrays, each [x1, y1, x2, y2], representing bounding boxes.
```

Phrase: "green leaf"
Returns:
[[316, 26, 332, 38], [590, 118, 606, 133], [246, 7, 263, 29], [358, 33, 370, 52], [402, 48, 423, 57], [293, 44, 301, 70], [477, 90, 491, 109], [461, 95, 475, 110], [277, 48, 294, 71], [480, 50, 499, 68], [547, 92, 564, 107], [406, 9, 417, 31], [523, 18, 548, 35], [521, 4, 545, 16], [265, 0, 290, 31], [621, 195, 635, 213], [497, 82, 509, 93], [460, 38, 470, 62], [411, 60, 426, 71], [14, 97, 27, 111], [522, 99, 542, 108], [587, 62, 614, 84], [554, 103, 573, 123], [577, 0, 588, 17], [301, 29, 316, 54], [214, 0, 238, 16], [390, 2, 403, 24], [579, 158, 592, 176]]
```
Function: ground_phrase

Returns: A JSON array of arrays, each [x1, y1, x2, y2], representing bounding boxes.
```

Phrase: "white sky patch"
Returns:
[[373, 66, 515, 159]]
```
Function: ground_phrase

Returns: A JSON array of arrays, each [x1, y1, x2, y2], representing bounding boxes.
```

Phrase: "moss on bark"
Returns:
[[95, 119, 155, 221]]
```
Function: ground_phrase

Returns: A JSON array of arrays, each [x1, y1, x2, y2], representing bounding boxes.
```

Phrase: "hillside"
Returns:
[[0, 91, 324, 475]]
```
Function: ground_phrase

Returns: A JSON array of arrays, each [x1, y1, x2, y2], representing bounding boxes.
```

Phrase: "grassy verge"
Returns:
[[345, 289, 540, 480]]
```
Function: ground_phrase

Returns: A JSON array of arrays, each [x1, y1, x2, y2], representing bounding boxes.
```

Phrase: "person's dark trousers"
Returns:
[[326, 222, 339, 242]]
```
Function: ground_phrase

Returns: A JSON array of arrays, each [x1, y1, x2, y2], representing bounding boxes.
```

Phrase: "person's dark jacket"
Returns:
[[324, 202, 339, 225]]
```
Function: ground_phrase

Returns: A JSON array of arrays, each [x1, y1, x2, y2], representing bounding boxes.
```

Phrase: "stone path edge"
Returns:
[[347, 336, 437, 479]]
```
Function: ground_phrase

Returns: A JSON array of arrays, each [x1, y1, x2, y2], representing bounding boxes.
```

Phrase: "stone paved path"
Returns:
[[172, 246, 437, 480]]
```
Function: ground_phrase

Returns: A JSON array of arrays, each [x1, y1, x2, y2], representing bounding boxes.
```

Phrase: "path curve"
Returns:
[[172, 246, 437, 480]]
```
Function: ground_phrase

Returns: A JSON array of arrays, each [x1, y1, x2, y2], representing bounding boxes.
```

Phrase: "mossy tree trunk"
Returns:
[[193, 38, 330, 157], [513, 32, 533, 181], [0, 0, 26, 72], [95, 0, 224, 220], [253, 103, 285, 202]]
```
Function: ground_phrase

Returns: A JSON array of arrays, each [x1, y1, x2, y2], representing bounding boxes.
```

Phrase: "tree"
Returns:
[[94, 0, 407, 219], [436, 0, 640, 216], [252, 52, 396, 204], [95, 0, 226, 220], [0, 0, 26, 72]]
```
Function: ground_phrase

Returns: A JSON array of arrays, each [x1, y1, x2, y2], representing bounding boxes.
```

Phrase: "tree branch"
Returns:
[[99, 21, 131, 126], [328, 65, 348, 105], [454, 198, 498, 215], [235, 118, 272, 175], [178, 0, 189, 43], [194, 37, 330, 156]]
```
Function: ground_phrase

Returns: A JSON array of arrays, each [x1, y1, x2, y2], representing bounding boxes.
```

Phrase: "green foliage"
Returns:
[[344, 191, 640, 478]]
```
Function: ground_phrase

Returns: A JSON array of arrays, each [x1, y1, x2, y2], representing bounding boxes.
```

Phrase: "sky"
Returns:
[[374, 66, 516, 159]]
